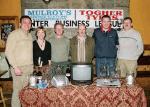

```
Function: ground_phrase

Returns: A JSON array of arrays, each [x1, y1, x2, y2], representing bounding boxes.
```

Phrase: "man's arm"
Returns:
[[5, 32, 17, 68], [137, 32, 144, 56], [5, 32, 23, 76]]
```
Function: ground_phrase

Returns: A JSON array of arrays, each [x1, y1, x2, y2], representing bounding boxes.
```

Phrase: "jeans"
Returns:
[[96, 58, 116, 78]]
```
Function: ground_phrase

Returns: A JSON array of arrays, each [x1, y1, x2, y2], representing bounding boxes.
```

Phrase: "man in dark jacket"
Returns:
[[93, 15, 119, 77], [70, 24, 94, 63]]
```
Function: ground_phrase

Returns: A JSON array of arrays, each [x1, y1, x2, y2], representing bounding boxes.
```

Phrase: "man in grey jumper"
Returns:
[[49, 23, 70, 75], [117, 17, 143, 77]]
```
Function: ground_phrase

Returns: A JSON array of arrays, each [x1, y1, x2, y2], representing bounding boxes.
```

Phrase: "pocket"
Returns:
[[108, 36, 115, 45]]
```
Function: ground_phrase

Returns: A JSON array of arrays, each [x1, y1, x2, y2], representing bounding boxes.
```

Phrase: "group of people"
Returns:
[[5, 15, 143, 107]]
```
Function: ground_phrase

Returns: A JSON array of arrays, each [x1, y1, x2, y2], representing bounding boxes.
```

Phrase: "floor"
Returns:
[[0, 77, 150, 107]]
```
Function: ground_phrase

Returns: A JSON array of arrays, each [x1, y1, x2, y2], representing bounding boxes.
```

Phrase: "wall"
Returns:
[[0, 0, 21, 48], [0, 0, 149, 44], [21, 0, 129, 40], [0, 0, 21, 17], [130, 0, 150, 44], [0, 0, 21, 29]]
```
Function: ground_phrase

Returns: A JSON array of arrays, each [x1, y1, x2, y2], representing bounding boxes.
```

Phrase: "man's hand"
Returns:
[[14, 67, 22, 76]]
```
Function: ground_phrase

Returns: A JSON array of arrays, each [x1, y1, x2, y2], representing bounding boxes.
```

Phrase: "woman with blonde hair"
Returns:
[[33, 26, 51, 67], [33, 26, 51, 79]]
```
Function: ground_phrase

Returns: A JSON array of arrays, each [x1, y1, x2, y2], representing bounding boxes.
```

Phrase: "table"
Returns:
[[19, 80, 147, 107]]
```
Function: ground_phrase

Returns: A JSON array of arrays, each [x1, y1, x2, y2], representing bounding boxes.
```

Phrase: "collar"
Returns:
[[100, 25, 111, 32], [20, 28, 29, 35], [77, 35, 87, 41], [55, 35, 64, 39], [123, 28, 133, 32]]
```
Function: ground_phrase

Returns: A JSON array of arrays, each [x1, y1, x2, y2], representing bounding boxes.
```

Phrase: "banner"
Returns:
[[25, 9, 123, 28]]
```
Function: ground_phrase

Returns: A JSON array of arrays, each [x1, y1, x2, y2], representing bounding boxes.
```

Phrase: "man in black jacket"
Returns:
[[93, 15, 119, 77]]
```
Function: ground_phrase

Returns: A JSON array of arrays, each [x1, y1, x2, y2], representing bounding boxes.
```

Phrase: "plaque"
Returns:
[[1, 23, 15, 41]]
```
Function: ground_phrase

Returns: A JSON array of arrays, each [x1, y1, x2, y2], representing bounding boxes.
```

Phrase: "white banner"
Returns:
[[25, 9, 123, 28]]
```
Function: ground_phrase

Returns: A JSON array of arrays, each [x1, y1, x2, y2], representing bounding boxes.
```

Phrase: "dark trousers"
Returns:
[[96, 58, 116, 78]]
